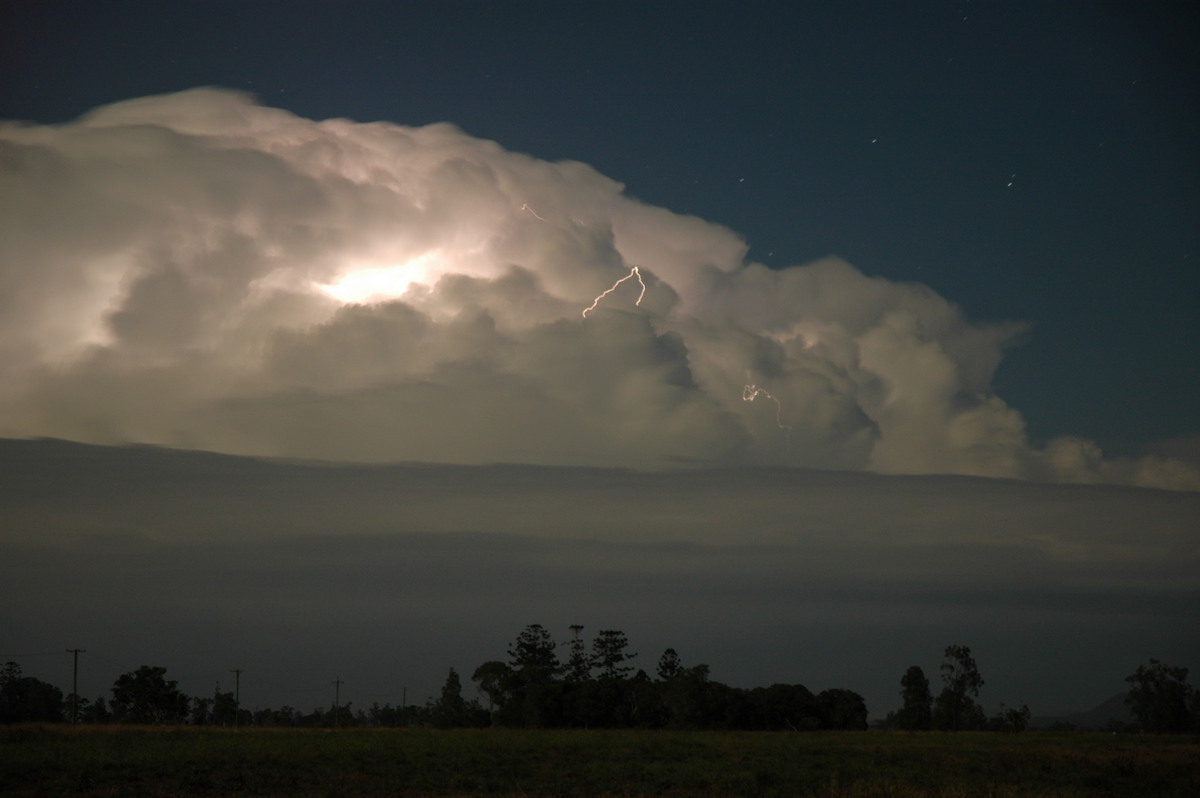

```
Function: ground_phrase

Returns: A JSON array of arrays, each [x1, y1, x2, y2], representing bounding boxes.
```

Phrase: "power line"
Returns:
[[66, 649, 86, 724], [230, 669, 243, 729]]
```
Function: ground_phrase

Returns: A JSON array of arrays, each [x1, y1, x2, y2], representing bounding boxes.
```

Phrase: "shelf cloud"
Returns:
[[2, 438, 1197, 715]]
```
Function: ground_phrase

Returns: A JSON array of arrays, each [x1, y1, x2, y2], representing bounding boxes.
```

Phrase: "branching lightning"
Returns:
[[743, 381, 793, 453], [582, 266, 646, 318], [520, 203, 547, 221], [523, 202, 650, 319]]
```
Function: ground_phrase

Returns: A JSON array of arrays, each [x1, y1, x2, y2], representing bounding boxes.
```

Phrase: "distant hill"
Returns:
[[1031, 692, 1133, 730]]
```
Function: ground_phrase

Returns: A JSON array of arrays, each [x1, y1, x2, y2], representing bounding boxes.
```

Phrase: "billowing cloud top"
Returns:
[[1, 88, 1195, 489]]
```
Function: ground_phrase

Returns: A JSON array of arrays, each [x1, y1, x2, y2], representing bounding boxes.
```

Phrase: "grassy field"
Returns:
[[2, 724, 1198, 797]]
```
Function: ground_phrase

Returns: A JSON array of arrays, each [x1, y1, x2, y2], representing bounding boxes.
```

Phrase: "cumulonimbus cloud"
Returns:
[[1, 88, 1195, 489]]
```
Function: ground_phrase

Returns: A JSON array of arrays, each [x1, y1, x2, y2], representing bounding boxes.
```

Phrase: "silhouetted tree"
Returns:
[[319, 701, 357, 728], [365, 702, 401, 727], [268, 706, 301, 726], [933, 645, 985, 731], [508, 624, 559, 679], [190, 695, 212, 726], [64, 693, 90, 723], [506, 625, 561, 726], [110, 665, 190, 724], [629, 670, 667, 727], [472, 660, 514, 718], [0, 662, 65, 723], [564, 625, 592, 682], [1125, 659, 1195, 733], [84, 694, 111, 724], [986, 703, 1031, 733], [432, 667, 469, 728], [591, 629, 636, 679], [748, 683, 820, 730], [662, 663, 711, 729], [656, 648, 683, 681], [898, 665, 933, 730], [819, 688, 869, 730], [212, 690, 238, 726]]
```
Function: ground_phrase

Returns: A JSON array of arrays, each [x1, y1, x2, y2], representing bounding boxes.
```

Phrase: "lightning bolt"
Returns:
[[743, 382, 792, 453], [520, 203, 547, 221], [582, 266, 647, 318]]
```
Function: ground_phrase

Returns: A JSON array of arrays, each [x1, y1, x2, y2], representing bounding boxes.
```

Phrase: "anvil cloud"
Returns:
[[1, 88, 1195, 489]]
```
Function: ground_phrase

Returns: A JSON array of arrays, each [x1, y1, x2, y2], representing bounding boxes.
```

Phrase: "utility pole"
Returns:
[[332, 677, 343, 729], [230, 669, 242, 729], [66, 649, 86, 725]]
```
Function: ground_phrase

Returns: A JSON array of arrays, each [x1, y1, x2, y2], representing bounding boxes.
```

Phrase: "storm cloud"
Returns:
[[2, 88, 1194, 489]]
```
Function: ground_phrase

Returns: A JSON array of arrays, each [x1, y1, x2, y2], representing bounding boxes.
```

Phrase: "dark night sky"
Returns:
[[3, 0, 1196, 456]]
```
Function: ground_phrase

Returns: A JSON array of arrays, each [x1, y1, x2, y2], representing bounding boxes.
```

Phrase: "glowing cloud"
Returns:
[[318, 251, 445, 304], [0, 88, 1195, 490]]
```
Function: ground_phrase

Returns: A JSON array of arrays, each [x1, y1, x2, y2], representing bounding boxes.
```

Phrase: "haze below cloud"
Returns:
[[3, 438, 1197, 718]]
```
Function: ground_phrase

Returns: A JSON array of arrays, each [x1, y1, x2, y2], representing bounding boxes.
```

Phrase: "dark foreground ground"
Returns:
[[2, 725, 1198, 797]]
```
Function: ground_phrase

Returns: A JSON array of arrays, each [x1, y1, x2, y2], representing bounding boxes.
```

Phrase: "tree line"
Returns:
[[3, 630, 1197, 733], [465, 624, 866, 730]]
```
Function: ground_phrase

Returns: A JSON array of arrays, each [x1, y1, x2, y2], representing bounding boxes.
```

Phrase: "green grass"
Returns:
[[2, 725, 1198, 797]]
